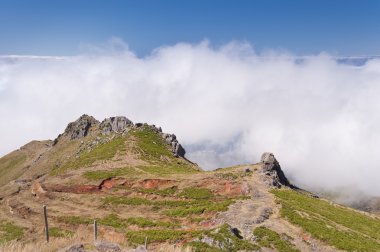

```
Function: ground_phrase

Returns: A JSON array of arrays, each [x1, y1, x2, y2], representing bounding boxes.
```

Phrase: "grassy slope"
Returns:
[[273, 189, 380, 251], [76, 125, 199, 179], [253, 226, 299, 252], [0, 152, 27, 187], [3, 124, 380, 251], [0, 222, 23, 244]]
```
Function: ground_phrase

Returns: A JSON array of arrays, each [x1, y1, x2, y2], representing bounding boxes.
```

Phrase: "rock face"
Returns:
[[57, 114, 187, 158], [63, 114, 99, 140], [260, 152, 291, 188], [162, 133, 186, 157], [99, 116, 133, 135]]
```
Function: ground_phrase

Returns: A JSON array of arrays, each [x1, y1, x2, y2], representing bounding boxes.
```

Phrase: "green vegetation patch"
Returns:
[[214, 170, 253, 180], [126, 229, 199, 244], [0, 154, 27, 187], [0, 222, 23, 244], [273, 189, 380, 251], [128, 126, 199, 175], [104, 195, 235, 217], [129, 126, 173, 160], [104, 196, 155, 206], [179, 187, 214, 200], [83, 166, 143, 180], [53, 136, 127, 174], [59, 214, 177, 229], [138, 187, 178, 196], [126, 217, 178, 228], [138, 164, 198, 176], [57, 215, 92, 225], [49, 227, 74, 238], [190, 224, 259, 252], [164, 199, 234, 217], [103, 196, 188, 207], [253, 226, 299, 252]]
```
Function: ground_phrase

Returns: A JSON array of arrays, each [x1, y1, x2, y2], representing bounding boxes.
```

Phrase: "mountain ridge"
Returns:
[[0, 115, 379, 252]]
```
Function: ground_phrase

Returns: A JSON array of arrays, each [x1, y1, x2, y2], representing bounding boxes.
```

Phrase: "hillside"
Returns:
[[0, 115, 380, 252]]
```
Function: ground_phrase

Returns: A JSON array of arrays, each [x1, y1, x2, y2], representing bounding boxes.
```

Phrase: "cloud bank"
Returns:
[[1, 40, 380, 196]]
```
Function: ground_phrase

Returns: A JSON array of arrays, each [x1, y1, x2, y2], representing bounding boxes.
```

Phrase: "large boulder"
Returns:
[[63, 114, 99, 140], [260, 152, 291, 188], [99, 116, 133, 135], [161, 133, 186, 157]]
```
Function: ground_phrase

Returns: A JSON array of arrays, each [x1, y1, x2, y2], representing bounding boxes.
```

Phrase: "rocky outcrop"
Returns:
[[260, 152, 291, 188], [58, 244, 85, 252], [56, 114, 187, 158], [161, 133, 186, 157], [94, 241, 121, 252], [99, 116, 133, 135], [63, 114, 99, 140]]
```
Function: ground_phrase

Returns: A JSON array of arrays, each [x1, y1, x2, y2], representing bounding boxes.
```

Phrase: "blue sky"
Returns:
[[0, 0, 379, 56]]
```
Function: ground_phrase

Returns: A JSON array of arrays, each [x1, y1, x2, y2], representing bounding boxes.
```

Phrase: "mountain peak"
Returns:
[[56, 114, 186, 158], [62, 114, 99, 140]]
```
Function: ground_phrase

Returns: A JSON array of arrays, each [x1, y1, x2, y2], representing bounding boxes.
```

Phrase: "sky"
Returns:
[[0, 0, 380, 56], [1, 1, 380, 199]]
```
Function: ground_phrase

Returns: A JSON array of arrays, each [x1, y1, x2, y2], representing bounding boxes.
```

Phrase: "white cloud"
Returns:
[[1, 40, 380, 197]]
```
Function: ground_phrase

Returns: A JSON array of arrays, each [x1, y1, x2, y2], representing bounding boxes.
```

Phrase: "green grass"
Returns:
[[179, 187, 214, 200], [191, 224, 260, 252], [58, 214, 178, 229], [129, 126, 173, 161], [53, 136, 127, 174], [103, 196, 155, 206], [104, 196, 192, 208], [164, 199, 234, 217], [273, 189, 380, 251], [83, 166, 143, 180], [138, 164, 197, 175], [128, 126, 199, 175], [0, 153, 27, 187], [253, 226, 299, 252], [57, 215, 92, 225], [49, 227, 74, 238], [103, 195, 236, 217], [126, 217, 178, 228], [138, 187, 178, 196], [0, 222, 23, 244], [126, 229, 200, 244], [214, 171, 253, 180], [99, 214, 128, 229]]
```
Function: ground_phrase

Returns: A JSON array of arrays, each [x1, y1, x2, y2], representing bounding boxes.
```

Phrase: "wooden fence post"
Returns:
[[43, 205, 49, 243], [94, 219, 98, 242], [145, 236, 148, 249]]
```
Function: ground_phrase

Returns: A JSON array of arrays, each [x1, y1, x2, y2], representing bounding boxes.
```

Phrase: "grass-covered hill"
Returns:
[[0, 115, 379, 251]]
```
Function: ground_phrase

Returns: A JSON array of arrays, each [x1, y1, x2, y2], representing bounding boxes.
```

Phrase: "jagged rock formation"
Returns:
[[56, 114, 186, 158], [162, 133, 186, 157], [99, 116, 133, 135], [260, 152, 291, 187], [63, 114, 99, 140]]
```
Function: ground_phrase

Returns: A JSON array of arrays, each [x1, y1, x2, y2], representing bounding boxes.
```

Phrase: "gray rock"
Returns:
[[94, 241, 121, 252], [62, 114, 99, 140], [161, 133, 186, 158], [132, 245, 148, 252], [58, 244, 85, 252], [260, 152, 291, 188], [99, 116, 133, 135], [255, 207, 273, 223]]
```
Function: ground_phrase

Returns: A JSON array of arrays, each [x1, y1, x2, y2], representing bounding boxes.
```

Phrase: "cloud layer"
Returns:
[[1, 40, 380, 196]]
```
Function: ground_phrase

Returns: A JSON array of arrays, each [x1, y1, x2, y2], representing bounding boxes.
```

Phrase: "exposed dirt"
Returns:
[[216, 164, 340, 252]]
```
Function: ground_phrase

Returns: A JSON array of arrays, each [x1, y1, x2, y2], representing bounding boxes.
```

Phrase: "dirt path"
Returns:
[[216, 166, 340, 251]]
